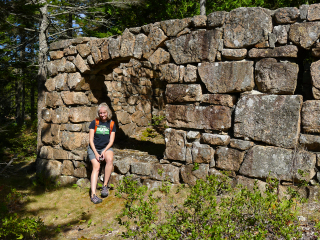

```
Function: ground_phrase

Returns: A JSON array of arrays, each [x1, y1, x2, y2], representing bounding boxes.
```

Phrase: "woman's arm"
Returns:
[[89, 128, 100, 160], [101, 131, 115, 156]]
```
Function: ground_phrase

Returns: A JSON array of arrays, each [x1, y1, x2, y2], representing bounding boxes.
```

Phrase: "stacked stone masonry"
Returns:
[[38, 4, 320, 197]]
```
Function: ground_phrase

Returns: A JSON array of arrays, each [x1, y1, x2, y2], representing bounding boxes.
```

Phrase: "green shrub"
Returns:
[[0, 188, 46, 239], [116, 175, 303, 239], [0, 120, 37, 162]]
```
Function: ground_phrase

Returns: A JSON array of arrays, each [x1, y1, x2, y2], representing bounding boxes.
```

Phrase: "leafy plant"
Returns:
[[116, 174, 304, 239], [151, 115, 166, 127], [141, 128, 157, 139], [0, 188, 46, 239]]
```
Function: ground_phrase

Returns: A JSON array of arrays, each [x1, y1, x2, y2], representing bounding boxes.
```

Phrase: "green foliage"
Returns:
[[0, 120, 37, 162], [0, 188, 46, 239], [94, 0, 319, 37], [151, 115, 166, 127], [116, 175, 304, 239], [116, 176, 161, 239], [142, 128, 157, 139]]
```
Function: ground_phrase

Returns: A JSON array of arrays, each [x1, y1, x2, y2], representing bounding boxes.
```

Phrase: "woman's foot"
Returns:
[[101, 185, 109, 198], [91, 194, 102, 204]]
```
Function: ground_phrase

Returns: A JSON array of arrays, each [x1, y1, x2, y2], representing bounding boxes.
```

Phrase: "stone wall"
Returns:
[[38, 4, 320, 196]]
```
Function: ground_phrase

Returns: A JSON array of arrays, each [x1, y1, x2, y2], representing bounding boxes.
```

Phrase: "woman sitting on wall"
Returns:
[[88, 102, 116, 204]]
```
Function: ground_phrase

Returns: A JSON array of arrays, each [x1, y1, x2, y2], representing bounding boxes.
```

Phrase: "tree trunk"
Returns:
[[15, 76, 22, 124], [200, 0, 206, 16], [37, 0, 49, 154]]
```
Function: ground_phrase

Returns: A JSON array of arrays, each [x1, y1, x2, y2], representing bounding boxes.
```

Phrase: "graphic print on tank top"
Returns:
[[96, 125, 110, 135]]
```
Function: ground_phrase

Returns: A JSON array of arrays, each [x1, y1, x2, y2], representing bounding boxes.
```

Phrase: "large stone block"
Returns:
[[133, 34, 147, 59], [255, 58, 298, 94], [239, 145, 316, 182], [150, 164, 180, 183], [76, 44, 91, 58], [148, 48, 170, 65], [273, 25, 290, 45], [181, 164, 209, 186], [119, 123, 136, 137], [307, 4, 320, 21], [65, 61, 76, 73], [53, 73, 69, 91], [215, 147, 245, 171], [120, 29, 135, 58], [248, 45, 298, 58], [100, 40, 110, 61], [74, 167, 87, 178], [45, 92, 64, 107], [234, 95, 302, 148], [201, 94, 236, 107], [224, 8, 272, 48], [69, 106, 97, 123], [42, 108, 52, 122], [166, 84, 202, 103], [183, 65, 198, 83], [51, 107, 70, 124], [198, 61, 254, 94], [117, 111, 131, 124], [114, 157, 133, 174], [109, 36, 121, 59], [164, 128, 187, 161], [61, 132, 89, 150], [165, 29, 222, 64], [160, 18, 191, 37], [221, 49, 247, 60], [50, 50, 64, 60], [302, 101, 320, 133], [289, 22, 320, 49], [62, 160, 74, 175], [40, 146, 53, 159], [73, 54, 90, 73], [91, 46, 102, 64], [58, 176, 77, 186], [143, 27, 168, 59], [159, 64, 180, 83], [201, 133, 230, 146], [230, 139, 254, 150], [67, 72, 86, 90], [207, 11, 227, 28], [131, 162, 152, 176], [274, 7, 299, 24], [61, 92, 89, 105], [36, 159, 62, 179], [192, 142, 215, 164], [311, 60, 320, 91], [166, 104, 231, 131], [47, 61, 58, 77], [53, 148, 69, 160], [41, 123, 60, 146], [300, 134, 320, 151]]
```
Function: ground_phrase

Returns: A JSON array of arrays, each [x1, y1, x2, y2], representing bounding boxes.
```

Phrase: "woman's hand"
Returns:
[[98, 154, 105, 162], [95, 152, 100, 162]]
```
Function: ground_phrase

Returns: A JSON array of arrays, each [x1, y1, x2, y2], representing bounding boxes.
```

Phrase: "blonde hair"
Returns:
[[97, 103, 112, 120]]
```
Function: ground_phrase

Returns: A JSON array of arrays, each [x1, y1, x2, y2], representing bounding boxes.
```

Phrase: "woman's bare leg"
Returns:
[[103, 150, 113, 186], [90, 158, 100, 197]]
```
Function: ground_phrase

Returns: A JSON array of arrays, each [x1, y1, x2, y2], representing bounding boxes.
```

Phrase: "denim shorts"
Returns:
[[87, 145, 113, 161]]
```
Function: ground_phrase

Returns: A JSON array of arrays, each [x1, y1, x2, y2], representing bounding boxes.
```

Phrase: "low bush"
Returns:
[[0, 188, 46, 239], [116, 175, 304, 239]]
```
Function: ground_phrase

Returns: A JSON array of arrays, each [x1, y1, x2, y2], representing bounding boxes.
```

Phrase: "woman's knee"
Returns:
[[91, 160, 100, 172]]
